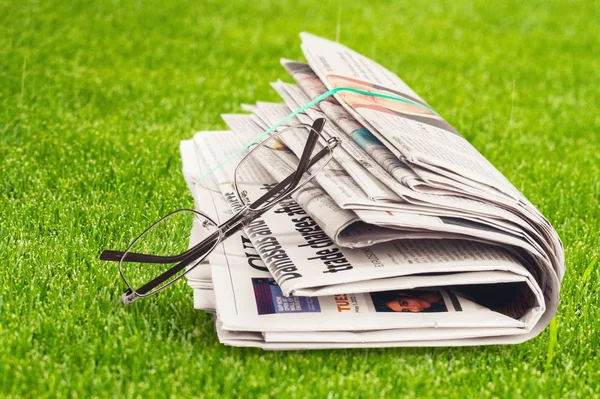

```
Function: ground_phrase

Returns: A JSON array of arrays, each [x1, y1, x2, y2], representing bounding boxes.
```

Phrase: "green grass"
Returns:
[[1, 0, 599, 397]]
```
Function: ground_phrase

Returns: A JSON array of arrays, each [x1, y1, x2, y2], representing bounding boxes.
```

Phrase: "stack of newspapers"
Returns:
[[180, 33, 564, 349]]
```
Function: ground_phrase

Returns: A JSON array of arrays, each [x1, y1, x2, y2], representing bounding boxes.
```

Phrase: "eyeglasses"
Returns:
[[101, 118, 339, 304], [100, 86, 434, 305]]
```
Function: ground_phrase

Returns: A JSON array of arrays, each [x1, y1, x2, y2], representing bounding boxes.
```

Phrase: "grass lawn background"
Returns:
[[1, 0, 599, 397]]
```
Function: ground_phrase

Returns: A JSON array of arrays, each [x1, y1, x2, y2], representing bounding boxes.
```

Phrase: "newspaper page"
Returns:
[[180, 131, 550, 348], [188, 131, 545, 324]]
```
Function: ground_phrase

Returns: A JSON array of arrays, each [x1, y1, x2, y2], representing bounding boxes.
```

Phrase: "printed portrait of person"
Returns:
[[371, 289, 448, 313], [326, 74, 459, 135]]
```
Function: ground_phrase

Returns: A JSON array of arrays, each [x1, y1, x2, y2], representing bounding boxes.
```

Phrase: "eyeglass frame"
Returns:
[[100, 118, 340, 305]]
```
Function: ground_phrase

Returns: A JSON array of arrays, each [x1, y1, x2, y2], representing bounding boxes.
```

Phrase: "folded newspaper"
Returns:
[[181, 33, 563, 349]]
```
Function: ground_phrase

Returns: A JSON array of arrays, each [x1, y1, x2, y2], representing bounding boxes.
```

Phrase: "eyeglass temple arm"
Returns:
[[293, 118, 325, 184], [100, 228, 221, 264], [100, 250, 177, 263], [248, 118, 325, 210], [132, 233, 222, 297]]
